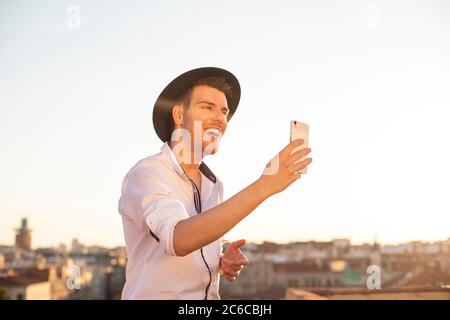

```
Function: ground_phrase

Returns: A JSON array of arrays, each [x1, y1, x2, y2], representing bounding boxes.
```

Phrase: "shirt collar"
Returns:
[[160, 142, 217, 184]]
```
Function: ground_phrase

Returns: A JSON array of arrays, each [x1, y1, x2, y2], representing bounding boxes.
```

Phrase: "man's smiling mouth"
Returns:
[[203, 127, 222, 137]]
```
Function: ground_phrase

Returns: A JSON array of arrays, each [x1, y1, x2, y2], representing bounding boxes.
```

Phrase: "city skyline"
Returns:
[[2, 226, 449, 300], [1, 0, 450, 248], [1, 216, 449, 249]]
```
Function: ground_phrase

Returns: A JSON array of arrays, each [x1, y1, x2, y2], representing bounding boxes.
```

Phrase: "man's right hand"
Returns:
[[258, 139, 312, 197]]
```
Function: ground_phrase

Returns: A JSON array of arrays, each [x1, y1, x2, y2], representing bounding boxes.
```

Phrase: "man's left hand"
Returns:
[[220, 239, 249, 281]]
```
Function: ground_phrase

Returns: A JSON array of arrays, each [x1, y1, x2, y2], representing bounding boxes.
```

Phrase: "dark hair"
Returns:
[[174, 76, 232, 110], [168, 77, 233, 141]]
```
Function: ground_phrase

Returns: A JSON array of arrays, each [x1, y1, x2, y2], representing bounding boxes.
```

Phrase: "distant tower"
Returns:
[[372, 235, 380, 251], [15, 218, 32, 250], [370, 235, 381, 266]]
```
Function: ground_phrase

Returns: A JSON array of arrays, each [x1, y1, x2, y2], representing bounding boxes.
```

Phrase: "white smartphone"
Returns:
[[290, 120, 309, 173]]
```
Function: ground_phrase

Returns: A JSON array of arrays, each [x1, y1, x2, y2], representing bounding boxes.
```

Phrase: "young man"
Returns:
[[118, 67, 313, 299]]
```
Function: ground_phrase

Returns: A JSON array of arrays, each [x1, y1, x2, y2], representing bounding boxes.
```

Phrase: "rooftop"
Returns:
[[0, 268, 50, 287], [286, 286, 450, 300]]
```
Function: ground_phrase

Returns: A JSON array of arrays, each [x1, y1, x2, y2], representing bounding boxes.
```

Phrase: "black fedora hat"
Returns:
[[152, 67, 241, 142]]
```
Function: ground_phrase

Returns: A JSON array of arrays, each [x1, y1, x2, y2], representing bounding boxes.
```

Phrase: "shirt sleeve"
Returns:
[[118, 163, 190, 256]]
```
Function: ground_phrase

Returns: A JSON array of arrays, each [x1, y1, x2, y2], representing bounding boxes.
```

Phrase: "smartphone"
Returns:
[[290, 120, 309, 173]]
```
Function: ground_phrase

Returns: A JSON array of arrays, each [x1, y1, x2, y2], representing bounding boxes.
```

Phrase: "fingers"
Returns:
[[239, 257, 249, 266], [280, 139, 305, 158], [222, 258, 248, 271], [221, 268, 239, 280], [226, 263, 245, 272], [223, 266, 242, 276], [228, 239, 246, 251], [293, 171, 302, 181], [221, 257, 248, 280], [221, 265, 243, 280], [223, 274, 237, 281], [290, 157, 313, 173], [285, 148, 311, 166]]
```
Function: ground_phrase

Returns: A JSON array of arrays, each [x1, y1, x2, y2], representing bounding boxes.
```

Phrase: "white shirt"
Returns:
[[118, 142, 224, 299]]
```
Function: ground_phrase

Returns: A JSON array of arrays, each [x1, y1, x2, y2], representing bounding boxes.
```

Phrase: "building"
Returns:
[[286, 286, 450, 300], [220, 258, 345, 299], [15, 218, 32, 251], [0, 268, 52, 300], [70, 239, 85, 255], [0, 267, 72, 300]]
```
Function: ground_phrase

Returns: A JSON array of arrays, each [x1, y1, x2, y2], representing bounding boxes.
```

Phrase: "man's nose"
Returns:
[[212, 109, 227, 123]]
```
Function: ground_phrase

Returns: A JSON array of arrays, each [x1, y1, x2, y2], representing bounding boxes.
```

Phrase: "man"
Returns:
[[118, 67, 313, 299]]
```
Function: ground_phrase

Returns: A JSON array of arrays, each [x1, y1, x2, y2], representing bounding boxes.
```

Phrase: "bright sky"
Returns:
[[1, 0, 449, 248]]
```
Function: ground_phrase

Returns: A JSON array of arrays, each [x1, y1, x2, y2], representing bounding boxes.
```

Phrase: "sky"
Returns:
[[1, 0, 449, 249]]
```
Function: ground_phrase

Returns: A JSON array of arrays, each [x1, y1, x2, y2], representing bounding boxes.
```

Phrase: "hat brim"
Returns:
[[152, 67, 241, 142]]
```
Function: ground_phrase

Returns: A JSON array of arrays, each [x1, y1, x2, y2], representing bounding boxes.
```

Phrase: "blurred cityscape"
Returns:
[[1, 218, 449, 300]]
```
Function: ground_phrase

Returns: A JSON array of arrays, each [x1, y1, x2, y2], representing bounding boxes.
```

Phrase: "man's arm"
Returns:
[[173, 139, 312, 256]]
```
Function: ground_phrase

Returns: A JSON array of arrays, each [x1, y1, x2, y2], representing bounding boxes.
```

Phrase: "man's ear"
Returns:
[[172, 104, 184, 126]]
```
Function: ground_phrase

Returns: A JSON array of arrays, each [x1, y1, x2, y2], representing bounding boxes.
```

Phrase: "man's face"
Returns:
[[175, 85, 229, 156]]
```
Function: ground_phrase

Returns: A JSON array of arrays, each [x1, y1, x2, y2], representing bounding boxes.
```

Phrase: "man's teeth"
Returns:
[[204, 128, 221, 137]]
